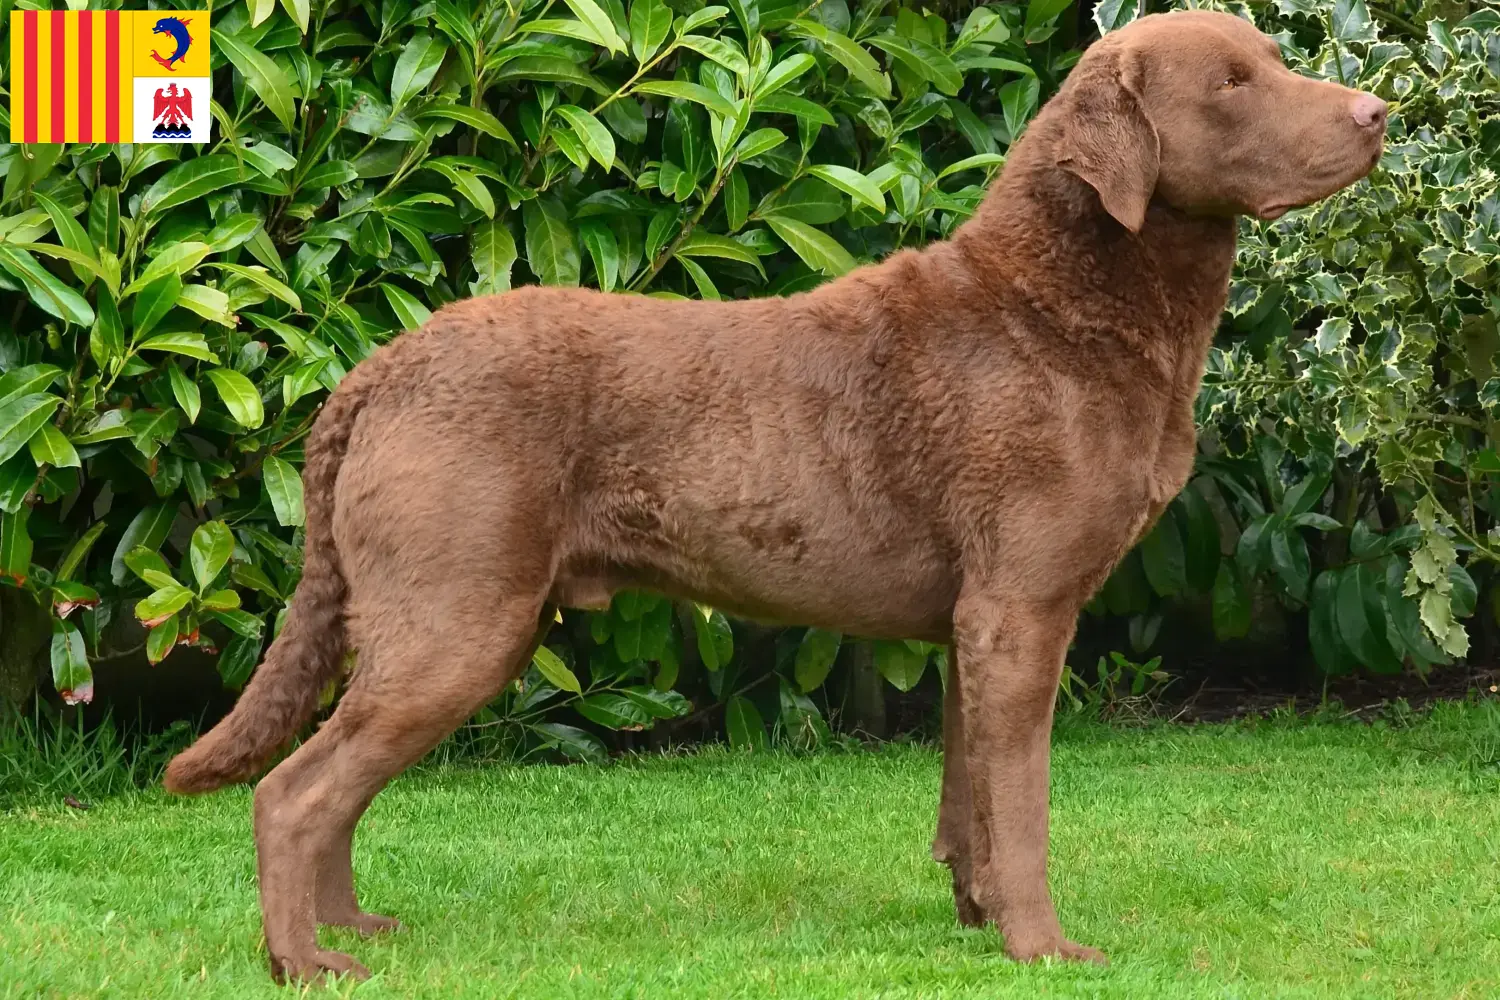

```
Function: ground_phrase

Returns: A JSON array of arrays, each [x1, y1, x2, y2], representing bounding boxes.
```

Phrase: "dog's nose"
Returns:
[[1351, 93, 1387, 130]]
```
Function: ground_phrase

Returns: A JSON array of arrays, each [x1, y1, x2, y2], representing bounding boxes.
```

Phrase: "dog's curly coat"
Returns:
[[165, 10, 1387, 982]]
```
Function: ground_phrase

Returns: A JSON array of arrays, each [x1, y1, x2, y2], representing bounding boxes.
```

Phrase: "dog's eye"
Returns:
[[1219, 77, 1240, 91]]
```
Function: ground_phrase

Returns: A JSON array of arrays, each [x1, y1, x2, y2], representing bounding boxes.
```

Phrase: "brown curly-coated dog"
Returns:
[[165, 10, 1386, 982]]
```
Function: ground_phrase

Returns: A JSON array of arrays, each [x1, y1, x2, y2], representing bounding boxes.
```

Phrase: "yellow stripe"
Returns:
[[92, 13, 107, 143], [63, 13, 79, 142], [8, 13, 23, 143], [118, 13, 133, 143]]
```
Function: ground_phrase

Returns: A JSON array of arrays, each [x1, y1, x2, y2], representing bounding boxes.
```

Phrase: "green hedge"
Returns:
[[0, 0, 1496, 759]]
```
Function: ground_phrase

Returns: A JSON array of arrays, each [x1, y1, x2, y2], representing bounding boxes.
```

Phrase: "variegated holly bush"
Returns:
[[1097, 0, 1500, 679]]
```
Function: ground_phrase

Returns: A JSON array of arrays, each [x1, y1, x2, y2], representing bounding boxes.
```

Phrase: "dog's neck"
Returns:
[[949, 127, 1237, 357]]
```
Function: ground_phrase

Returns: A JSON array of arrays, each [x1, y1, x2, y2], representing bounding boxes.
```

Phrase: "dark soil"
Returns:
[[1161, 659, 1500, 723]]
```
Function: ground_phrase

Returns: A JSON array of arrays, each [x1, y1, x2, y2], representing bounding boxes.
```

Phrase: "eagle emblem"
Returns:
[[152, 83, 194, 140]]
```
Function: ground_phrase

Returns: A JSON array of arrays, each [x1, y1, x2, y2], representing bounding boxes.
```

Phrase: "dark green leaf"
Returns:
[[577, 691, 651, 729], [0, 507, 33, 585], [1025, 0, 1072, 34], [189, 521, 234, 593], [533, 722, 606, 761], [0, 246, 95, 326], [630, 0, 672, 63], [753, 93, 837, 125], [218, 634, 262, 689], [391, 32, 448, 109], [554, 105, 617, 172], [1309, 569, 1355, 675], [694, 606, 733, 669], [866, 33, 962, 96], [873, 638, 926, 691], [263, 455, 306, 527], [1000, 76, 1040, 138], [0, 365, 62, 409], [765, 216, 854, 276], [55, 521, 108, 582], [139, 154, 247, 216], [205, 369, 265, 429], [492, 57, 608, 93], [131, 274, 185, 342], [677, 34, 751, 78], [524, 198, 581, 287], [0, 393, 63, 466], [1269, 524, 1310, 603], [136, 584, 194, 626], [110, 509, 174, 587], [624, 686, 690, 719], [1139, 513, 1187, 597], [209, 609, 265, 639], [417, 104, 517, 146], [579, 219, 621, 292], [33, 190, 99, 286], [632, 81, 739, 118], [794, 627, 842, 691], [787, 19, 890, 99], [28, 424, 80, 469], [1235, 513, 1274, 576], [147, 616, 181, 665], [381, 283, 433, 331], [725, 694, 767, 749], [472, 220, 519, 295], [1335, 562, 1403, 673], [51, 618, 92, 704], [217, 33, 299, 130]]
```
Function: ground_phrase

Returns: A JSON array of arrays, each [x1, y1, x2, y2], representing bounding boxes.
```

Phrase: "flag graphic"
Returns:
[[9, 10, 210, 144]]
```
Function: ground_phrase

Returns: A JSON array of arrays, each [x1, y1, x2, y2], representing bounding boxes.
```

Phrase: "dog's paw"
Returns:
[[270, 948, 372, 984], [1004, 934, 1108, 966], [324, 911, 403, 937], [1056, 940, 1108, 965], [955, 896, 987, 928], [952, 887, 987, 928]]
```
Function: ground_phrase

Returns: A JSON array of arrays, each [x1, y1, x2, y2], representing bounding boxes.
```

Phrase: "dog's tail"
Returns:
[[163, 373, 373, 795]]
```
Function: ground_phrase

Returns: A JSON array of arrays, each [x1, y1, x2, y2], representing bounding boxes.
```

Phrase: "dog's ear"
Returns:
[[1055, 45, 1160, 233]]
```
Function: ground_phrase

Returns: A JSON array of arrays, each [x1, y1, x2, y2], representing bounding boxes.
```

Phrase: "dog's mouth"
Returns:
[[1255, 202, 1297, 220], [1254, 143, 1384, 222]]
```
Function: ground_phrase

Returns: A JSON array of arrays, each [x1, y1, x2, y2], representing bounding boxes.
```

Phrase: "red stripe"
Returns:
[[22, 11, 37, 144], [50, 10, 64, 142], [79, 14, 93, 143], [105, 11, 119, 143]]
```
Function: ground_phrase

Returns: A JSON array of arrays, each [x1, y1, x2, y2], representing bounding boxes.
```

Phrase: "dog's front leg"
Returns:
[[952, 591, 1105, 965]]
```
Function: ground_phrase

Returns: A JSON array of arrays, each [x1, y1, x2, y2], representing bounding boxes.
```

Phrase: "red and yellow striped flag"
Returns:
[[9, 10, 210, 144]]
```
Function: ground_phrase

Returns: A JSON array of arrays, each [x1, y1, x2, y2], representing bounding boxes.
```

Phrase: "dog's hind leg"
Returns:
[[253, 594, 555, 983], [932, 645, 985, 927], [310, 603, 558, 938], [311, 800, 401, 937]]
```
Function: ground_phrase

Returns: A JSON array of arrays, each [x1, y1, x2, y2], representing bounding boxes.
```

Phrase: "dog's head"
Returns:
[[1052, 10, 1386, 232]]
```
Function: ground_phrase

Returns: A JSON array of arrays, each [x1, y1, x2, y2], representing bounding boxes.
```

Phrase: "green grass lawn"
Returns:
[[4, 703, 1500, 999]]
